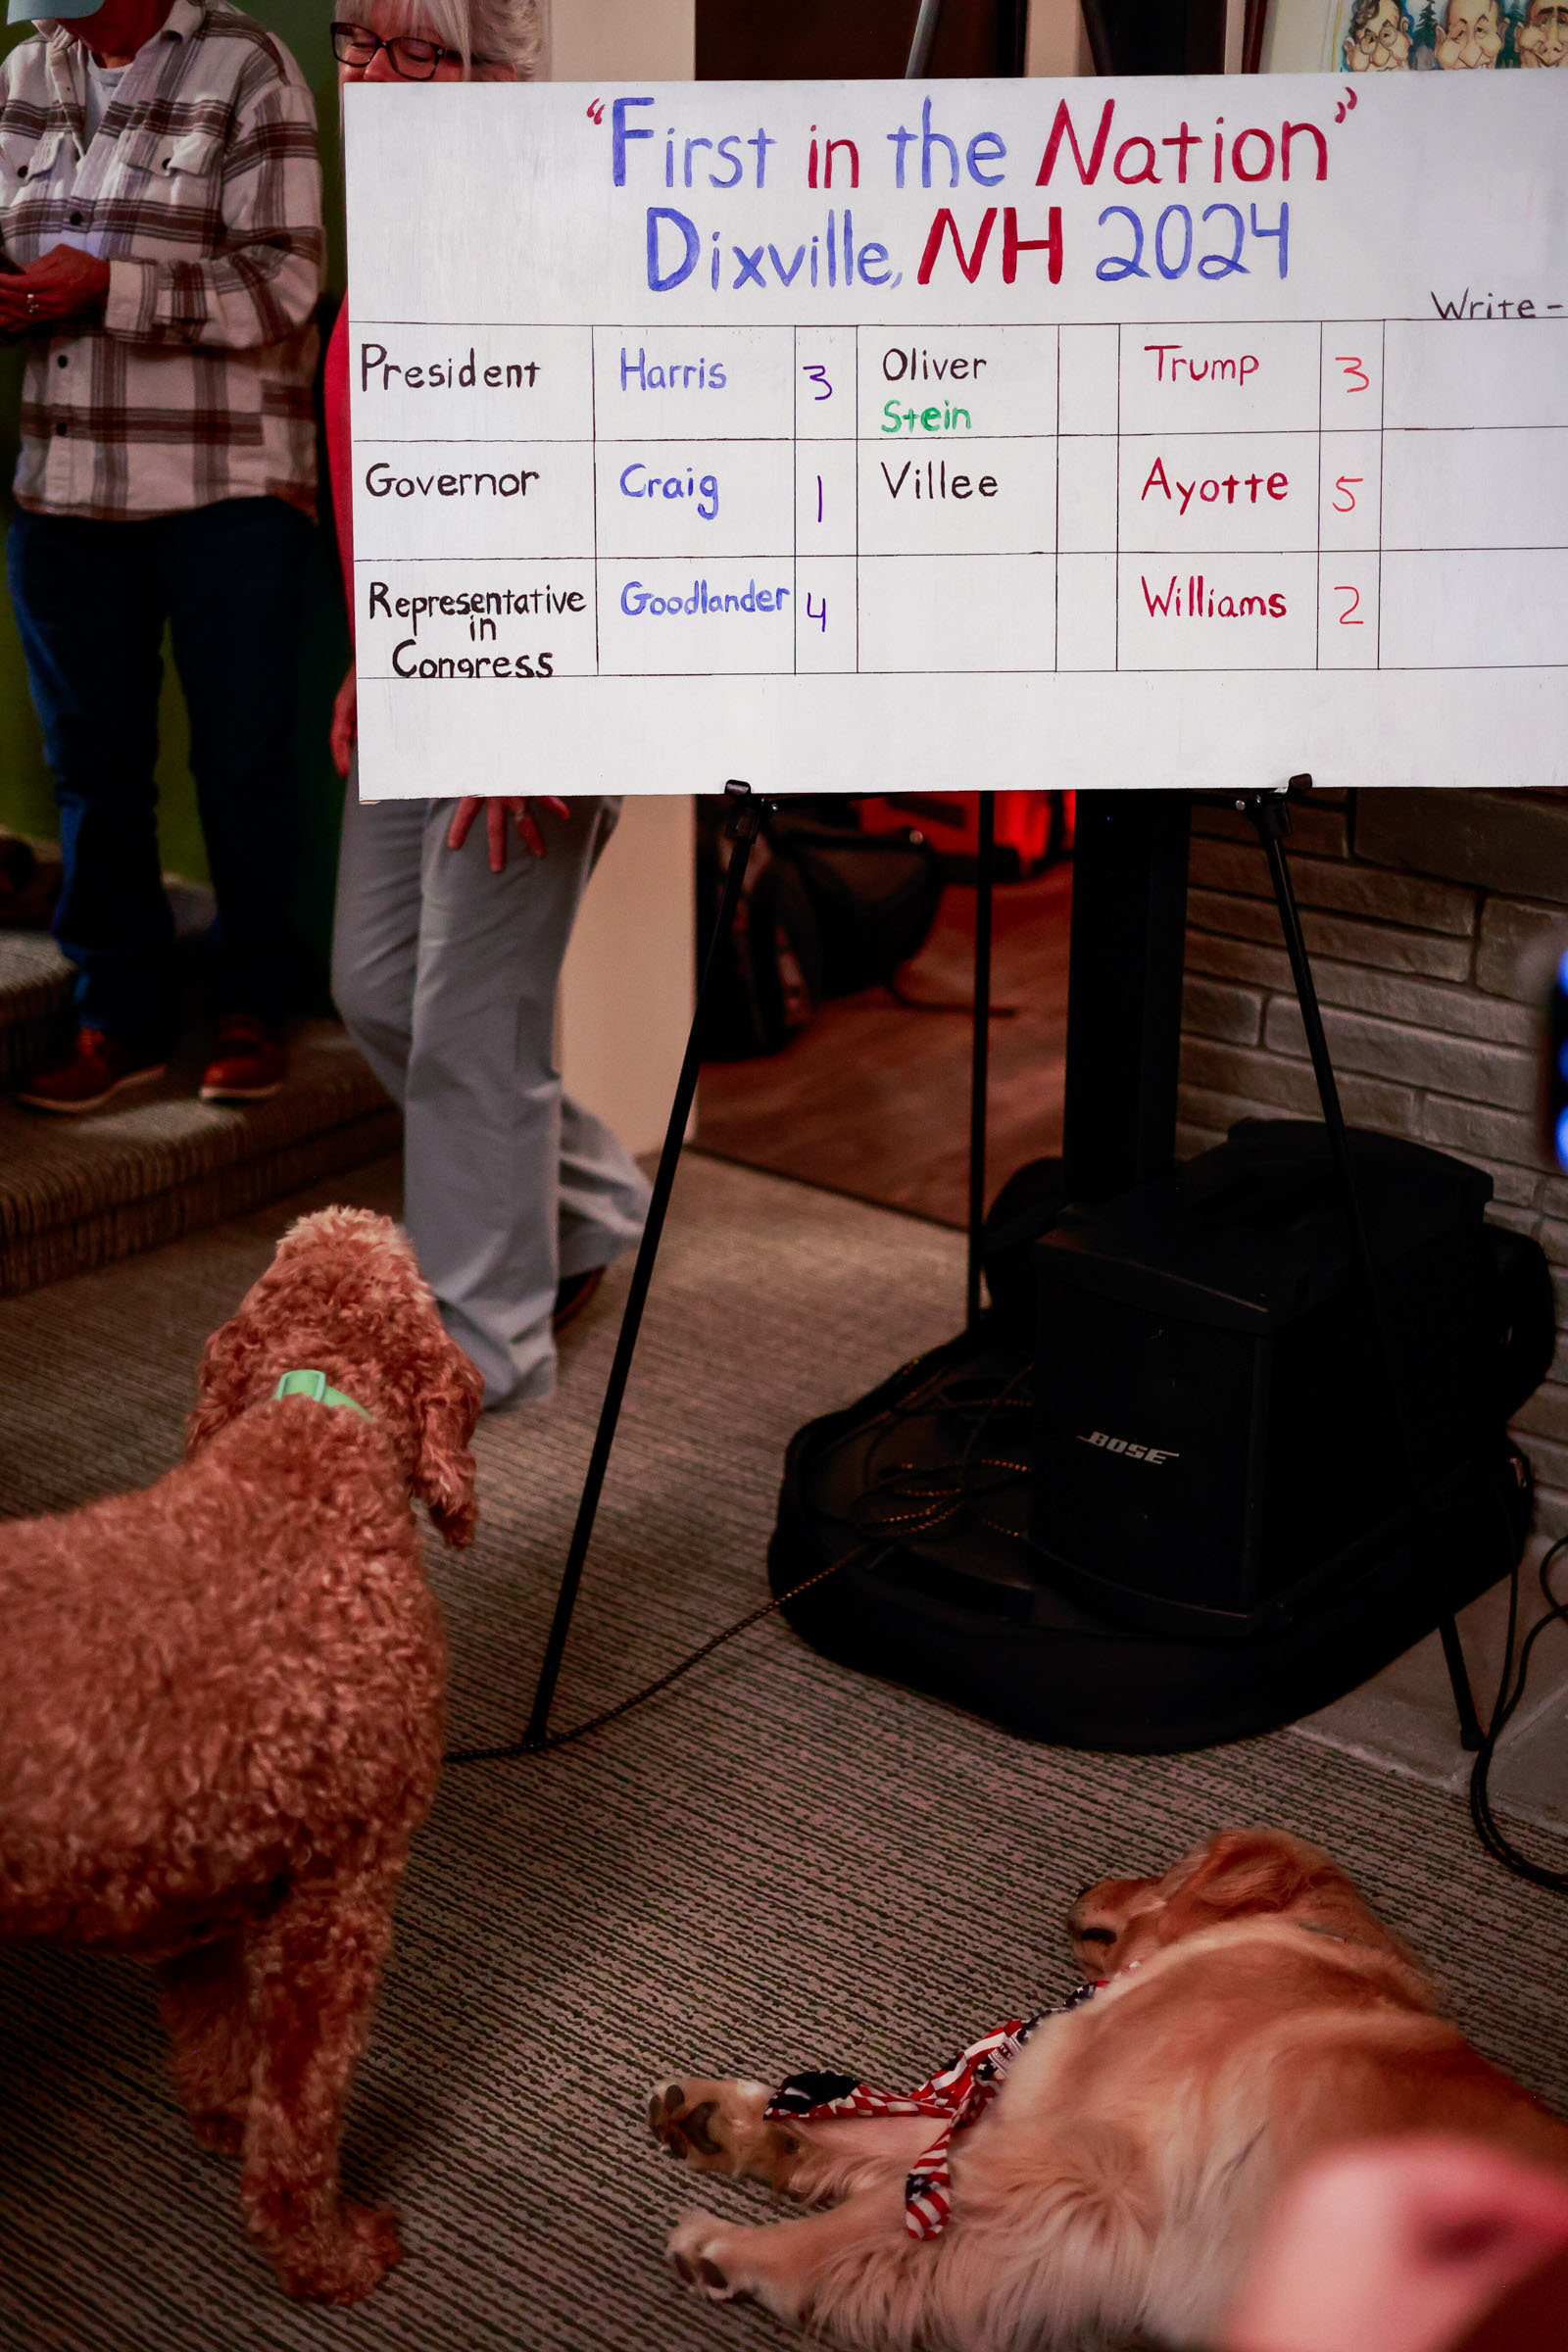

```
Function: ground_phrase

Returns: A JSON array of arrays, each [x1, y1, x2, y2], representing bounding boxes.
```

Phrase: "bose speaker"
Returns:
[[1030, 1120, 1494, 1638]]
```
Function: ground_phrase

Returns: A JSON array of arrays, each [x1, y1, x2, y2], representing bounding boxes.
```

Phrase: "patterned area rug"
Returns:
[[1, 1152, 1564, 2351]]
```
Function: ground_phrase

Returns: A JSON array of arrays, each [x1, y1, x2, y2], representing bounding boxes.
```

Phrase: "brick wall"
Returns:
[[1176, 789, 1568, 1538]]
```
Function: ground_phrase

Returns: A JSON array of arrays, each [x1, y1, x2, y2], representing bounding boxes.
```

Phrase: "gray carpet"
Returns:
[[1, 1152, 1565, 2352]]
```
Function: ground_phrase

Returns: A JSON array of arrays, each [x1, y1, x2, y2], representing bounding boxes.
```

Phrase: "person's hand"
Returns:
[[1221, 2136, 1568, 2352], [330, 663, 357, 779], [446, 796, 568, 872], [0, 246, 112, 332]]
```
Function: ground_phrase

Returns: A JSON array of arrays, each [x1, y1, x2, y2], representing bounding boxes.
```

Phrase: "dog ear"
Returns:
[[186, 1316, 262, 1458], [1184, 1830, 1314, 1922], [414, 1347, 483, 1548]]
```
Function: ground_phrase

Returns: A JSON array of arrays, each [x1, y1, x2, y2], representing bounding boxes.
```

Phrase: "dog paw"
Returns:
[[648, 2077, 782, 2177], [274, 2203, 403, 2305], [668, 2213, 742, 2300]]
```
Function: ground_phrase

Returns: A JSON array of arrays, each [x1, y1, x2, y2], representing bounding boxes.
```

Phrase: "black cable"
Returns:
[[446, 1342, 990, 1763], [445, 1544, 886, 1765], [838, 1354, 1033, 1550], [1468, 1531, 1568, 1894], [444, 1335, 1032, 1767]]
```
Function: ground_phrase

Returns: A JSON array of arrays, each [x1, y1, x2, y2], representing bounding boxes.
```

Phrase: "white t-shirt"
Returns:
[[82, 57, 126, 147], [53, 56, 126, 250]]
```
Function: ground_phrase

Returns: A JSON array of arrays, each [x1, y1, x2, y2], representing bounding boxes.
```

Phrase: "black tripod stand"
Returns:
[[526, 780, 763, 1743], [1232, 781, 1483, 1749], [523, 780, 1004, 1746]]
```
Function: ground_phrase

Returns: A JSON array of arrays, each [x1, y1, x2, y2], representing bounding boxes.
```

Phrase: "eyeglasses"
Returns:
[[330, 21, 463, 77]]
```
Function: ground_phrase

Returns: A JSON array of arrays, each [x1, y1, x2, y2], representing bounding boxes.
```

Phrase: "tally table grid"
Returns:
[[353, 314, 1568, 684]]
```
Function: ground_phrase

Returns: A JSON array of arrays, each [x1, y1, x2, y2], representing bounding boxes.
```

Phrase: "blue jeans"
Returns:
[[6, 496, 313, 1054]]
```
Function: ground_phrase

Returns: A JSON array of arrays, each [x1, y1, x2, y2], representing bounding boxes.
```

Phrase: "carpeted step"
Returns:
[[0, 932, 74, 1084], [0, 1020, 399, 1297], [0, 880, 220, 1085]]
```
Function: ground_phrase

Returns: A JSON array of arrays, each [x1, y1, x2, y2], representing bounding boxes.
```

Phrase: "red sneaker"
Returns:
[[200, 1016, 287, 1103], [16, 1026, 168, 1114]]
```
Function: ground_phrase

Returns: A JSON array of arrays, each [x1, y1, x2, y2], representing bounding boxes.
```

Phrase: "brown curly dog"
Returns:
[[0, 1207, 482, 2304]]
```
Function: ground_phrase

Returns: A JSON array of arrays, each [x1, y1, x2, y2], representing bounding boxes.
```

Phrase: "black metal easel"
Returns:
[[1235, 782, 1483, 1749], [524, 782, 766, 1744], [524, 781, 1003, 1744]]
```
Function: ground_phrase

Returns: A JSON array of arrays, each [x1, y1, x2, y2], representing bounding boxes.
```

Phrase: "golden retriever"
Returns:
[[651, 1828, 1568, 2348]]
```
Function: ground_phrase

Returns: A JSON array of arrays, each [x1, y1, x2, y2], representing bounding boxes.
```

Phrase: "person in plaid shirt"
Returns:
[[0, 0, 324, 1109]]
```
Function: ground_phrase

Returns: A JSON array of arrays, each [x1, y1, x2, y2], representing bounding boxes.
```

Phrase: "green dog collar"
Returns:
[[272, 1368, 373, 1421]]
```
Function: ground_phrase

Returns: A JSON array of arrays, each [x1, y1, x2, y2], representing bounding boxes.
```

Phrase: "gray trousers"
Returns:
[[332, 782, 651, 1408]]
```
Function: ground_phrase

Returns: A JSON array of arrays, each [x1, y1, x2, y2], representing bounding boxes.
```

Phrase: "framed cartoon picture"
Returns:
[[1255, 0, 1568, 71]]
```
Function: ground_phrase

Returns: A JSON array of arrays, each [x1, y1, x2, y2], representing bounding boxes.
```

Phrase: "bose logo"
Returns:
[[1078, 1430, 1179, 1465]]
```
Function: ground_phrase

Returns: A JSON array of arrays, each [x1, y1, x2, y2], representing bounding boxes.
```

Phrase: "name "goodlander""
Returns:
[[365, 461, 540, 499]]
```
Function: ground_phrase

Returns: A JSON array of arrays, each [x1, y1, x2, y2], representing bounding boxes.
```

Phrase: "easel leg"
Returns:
[[524, 782, 766, 1747], [966, 791, 996, 1329], [1239, 783, 1483, 1751]]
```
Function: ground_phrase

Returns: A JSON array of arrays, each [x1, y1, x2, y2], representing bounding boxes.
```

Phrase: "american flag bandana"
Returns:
[[764, 1994, 1103, 2239]]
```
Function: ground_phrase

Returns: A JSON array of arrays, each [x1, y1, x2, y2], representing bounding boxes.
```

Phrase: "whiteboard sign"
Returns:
[[343, 74, 1568, 795]]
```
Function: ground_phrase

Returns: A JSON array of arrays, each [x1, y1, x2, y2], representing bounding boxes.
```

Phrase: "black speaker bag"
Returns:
[[767, 1320, 1531, 1753], [768, 815, 946, 998], [1479, 1222, 1557, 1423]]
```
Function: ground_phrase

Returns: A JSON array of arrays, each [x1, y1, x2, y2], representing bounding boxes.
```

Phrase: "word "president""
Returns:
[[359, 343, 539, 392]]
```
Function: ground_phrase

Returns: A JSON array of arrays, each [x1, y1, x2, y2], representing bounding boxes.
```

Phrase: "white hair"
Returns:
[[375, 0, 541, 77]]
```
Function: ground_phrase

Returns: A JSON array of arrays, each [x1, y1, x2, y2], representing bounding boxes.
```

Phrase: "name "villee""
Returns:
[[880, 460, 998, 500]]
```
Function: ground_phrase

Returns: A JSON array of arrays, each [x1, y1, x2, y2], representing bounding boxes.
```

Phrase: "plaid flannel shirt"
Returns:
[[0, 0, 324, 520]]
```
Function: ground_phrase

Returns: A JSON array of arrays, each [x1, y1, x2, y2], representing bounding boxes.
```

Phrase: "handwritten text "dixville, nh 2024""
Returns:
[[602, 94, 1332, 295]]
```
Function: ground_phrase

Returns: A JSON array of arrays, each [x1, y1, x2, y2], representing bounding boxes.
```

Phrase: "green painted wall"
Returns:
[[0, 2, 349, 999]]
